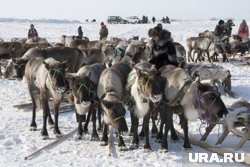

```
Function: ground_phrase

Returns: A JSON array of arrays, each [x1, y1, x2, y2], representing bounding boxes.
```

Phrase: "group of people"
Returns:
[[28, 22, 109, 41], [76, 22, 109, 41], [152, 16, 171, 24], [27, 19, 249, 71], [214, 19, 249, 42], [77, 22, 108, 40]]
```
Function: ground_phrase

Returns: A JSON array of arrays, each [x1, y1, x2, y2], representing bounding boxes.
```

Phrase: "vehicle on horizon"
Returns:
[[107, 16, 127, 24], [126, 16, 141, 24]]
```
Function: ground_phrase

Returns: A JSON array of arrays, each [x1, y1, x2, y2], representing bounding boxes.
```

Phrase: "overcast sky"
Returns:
[[1, 0, 249, 21]]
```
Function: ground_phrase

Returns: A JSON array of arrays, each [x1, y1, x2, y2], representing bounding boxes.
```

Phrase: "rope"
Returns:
[[113, 116, 124, 122]]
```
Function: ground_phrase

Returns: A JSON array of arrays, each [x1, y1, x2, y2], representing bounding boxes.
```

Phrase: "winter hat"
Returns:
[[218, 20, 225, 25], [150, 26, 162, 37]]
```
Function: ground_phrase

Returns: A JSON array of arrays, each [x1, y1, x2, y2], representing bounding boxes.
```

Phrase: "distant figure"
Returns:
[[165, 16, 170, 24], [238, 19, 249, 42], [214, 20, 228, 61], [148, 25, 177, 69], [28, 24, 38, 39], [161, 17, 166, 24], [214, 19, 226, 37], [99, 22, 108, 41], [152, 16, 156, 24], [78, 26, 83, 38], [224, 19, 235, 36], [145, 16, 148, 24]]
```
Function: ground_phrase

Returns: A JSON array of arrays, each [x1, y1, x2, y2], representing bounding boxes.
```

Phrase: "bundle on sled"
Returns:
[[216, 99, 250, 149]]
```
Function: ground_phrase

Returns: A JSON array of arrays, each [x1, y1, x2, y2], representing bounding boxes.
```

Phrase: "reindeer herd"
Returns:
[[0, 34, 232, 152], [187, 30, 250, 63]]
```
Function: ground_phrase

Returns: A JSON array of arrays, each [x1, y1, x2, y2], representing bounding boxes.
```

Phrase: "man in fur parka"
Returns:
[[148, 24, 178, 70]]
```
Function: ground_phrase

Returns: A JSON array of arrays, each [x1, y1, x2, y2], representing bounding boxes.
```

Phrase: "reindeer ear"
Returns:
[[65, 73, 77, 85], [135, 66, 141, 76], [86, 71, 91, 78], [11, 58, 16, 63], [43, 61, 50, 69]]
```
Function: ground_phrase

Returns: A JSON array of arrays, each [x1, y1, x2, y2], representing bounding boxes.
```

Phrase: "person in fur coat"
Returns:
[[148, 24, 178, 70]]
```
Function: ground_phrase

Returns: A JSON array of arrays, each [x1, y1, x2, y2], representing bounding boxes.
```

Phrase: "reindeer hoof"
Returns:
[[182, 147, 192, 151], [48, 123, 55, 129], [91, 135, 100, 141], [158, 148, 169, 153], [75, 134, 82, 140], [41, 135, 49, 140], [100, 141, 108, 146], [129, 144, 139, 150], [30, 126, 37, 131], [143, 148, 151, 152], [119, 146, 128, 151], [55, 133, 63, 138], [170, 138, 181, 143]]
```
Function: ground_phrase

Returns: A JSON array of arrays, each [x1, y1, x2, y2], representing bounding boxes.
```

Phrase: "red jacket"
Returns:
[[238, 24, 249, 37]]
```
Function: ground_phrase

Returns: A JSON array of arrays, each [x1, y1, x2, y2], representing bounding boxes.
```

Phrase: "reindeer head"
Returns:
[[66, 72, 95, 115], [195, 79, 228, 121], [135, 64, 162, 103], [43, 58, 67, 94], [101, 91, 127, 132], [9, 58, 29, 79]]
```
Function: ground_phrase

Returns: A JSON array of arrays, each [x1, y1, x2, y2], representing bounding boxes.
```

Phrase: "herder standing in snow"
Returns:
[[28, 24, 39, 39], [238, 19, 249, 42], [78, 26, 83, 38], [99, 22, 108, 41], [148, 23, 178, 70]]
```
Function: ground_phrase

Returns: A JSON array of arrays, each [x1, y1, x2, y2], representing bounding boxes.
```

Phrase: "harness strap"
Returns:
[[113, 116, 124, 122], [166, 80, 193, 106]]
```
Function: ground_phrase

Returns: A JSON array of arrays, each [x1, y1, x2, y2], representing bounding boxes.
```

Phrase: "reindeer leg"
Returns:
[[143, 111, 151, 150], [159, 124, 170, 153], [170, 123, 180, 142], [118, 129, 127, 151], [53, 102, 62, 138], [100, 124, 108, 146], [180, 114, 192, 149], [151, 119, 158, 138], [129, 114, 139, 150], [83, 110, 92, 133], [139, 122, 145, 139], [28, 85, 37, 131], [76, 121, 83, 140], [41, 93, 49, 139], [91, 104, 99, 141], [129, 111, 134, 136], [97, 104, 102, 132], [47, 104, 54, 128], [155, 122, 163, 143]]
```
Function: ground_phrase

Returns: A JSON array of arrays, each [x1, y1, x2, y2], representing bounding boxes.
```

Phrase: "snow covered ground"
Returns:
[[0, 20, 250, 167]]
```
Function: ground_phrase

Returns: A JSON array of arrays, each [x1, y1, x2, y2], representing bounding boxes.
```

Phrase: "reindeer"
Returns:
[[127, 62, 162, 150], [66, 63, 106, 140], [4, 47, 85, 79], [155, 65, 228, 151], [97, 63, 132, 151], [24, 57, 67, 139]]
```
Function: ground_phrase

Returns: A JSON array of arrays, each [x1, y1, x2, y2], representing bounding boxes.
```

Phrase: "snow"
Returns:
[[0, 20, 250, 167]]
